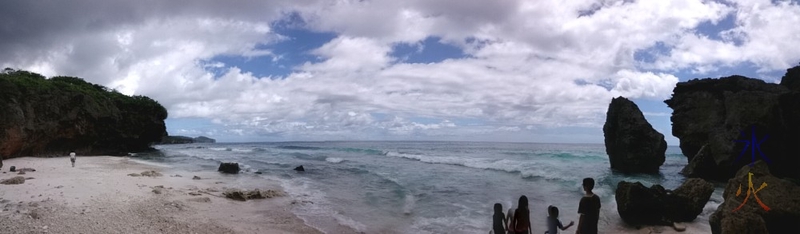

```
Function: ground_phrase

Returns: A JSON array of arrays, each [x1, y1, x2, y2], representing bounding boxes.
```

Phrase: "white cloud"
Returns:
[[1, 0, 798, 141]]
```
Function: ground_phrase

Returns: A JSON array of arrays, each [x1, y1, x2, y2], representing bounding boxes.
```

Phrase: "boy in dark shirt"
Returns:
[[576, 178, 600, 234]]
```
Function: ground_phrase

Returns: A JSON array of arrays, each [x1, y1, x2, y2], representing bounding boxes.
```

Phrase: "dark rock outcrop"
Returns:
[[0, 176, 25, 185], [218, 162, 240, 174], [140, 170, 162, 177], [779, 64, 800, 91], [604, 97, 667, 174], [669, 178, 715, 221], [665, 65, 800, 181], [294, 165, 305, 172], [0, 69, 167, 158], [616, 181, 669, 225], [17, 168, 35, 173], [616, 178, 714, 226], [709, 161, 800, 234], [223, 189, 286, 201], [159, 135, 216, 144]]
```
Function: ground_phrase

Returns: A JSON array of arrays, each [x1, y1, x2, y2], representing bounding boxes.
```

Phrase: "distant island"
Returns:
[[159, 136, 216, 144]]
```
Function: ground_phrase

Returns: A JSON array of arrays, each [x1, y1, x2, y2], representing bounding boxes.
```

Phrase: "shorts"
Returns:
[[70, 158, 75, 162]]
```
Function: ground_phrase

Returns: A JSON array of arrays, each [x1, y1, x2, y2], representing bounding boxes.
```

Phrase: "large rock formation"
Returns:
[[616, 178, 714, 226], [709, 160, 800, 234], [604, 97, 667, 174], [779, 64, 800, 91], [0, 69, 167, 158], [665, 65, 800, 181]]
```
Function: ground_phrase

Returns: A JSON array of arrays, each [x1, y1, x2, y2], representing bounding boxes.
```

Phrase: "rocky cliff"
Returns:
[[664, 65, 800, 181], [604, 96, 667, 174], [0, 69, 167, 158]]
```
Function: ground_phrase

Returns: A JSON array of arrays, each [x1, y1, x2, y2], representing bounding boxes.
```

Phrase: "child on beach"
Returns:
[[70, 151, 76, 167], [545, 205, 573, 234], [491, 203, 507, 234]]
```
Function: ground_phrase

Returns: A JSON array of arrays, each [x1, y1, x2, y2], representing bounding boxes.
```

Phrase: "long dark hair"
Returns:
[[494, 203, 503, 215], [514, 195, 530, 230]]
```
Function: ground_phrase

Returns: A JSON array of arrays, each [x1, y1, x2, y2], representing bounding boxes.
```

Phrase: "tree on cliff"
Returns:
[[0, 68, 168, 158]]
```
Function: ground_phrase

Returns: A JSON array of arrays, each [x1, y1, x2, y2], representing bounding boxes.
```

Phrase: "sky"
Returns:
[[2, 0, 800, 145]]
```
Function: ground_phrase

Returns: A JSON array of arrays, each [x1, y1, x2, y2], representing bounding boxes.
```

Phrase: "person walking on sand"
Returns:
[[576, 178, 600, 234], [70, 151, 76, 167], [509, 195, 531, 234]]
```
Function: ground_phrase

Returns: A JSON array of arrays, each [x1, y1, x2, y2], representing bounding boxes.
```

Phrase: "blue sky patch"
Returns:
[[634, 41, 671, 65], [205, 12, 337, 79], [390, 36, 468, 64], [695, 11, 738, 43]]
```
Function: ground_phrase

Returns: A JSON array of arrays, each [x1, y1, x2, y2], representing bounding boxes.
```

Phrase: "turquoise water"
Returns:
[[142, 142, 724, 233]]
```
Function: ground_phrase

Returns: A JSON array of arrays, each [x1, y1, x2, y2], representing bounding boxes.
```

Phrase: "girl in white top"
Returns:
[[70, 151, 76, 167]]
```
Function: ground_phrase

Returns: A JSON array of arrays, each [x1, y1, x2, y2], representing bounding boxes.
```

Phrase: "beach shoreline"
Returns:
[[0, 156, 325, 234]]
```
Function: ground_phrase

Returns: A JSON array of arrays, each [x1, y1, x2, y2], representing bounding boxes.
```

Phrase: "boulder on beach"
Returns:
[[668, 178, 715, 222], [665, 66, 800, 181], [294, 165, 305, 172], [140, 170, 162, 177], [616, 181, 670, 225], [223, 190, 247, 201], [616, 178, 714, 226], [709, 161, 800, 234], [0, 176, 25, 185], [17, 167, 35, 172], [223, 189, 286, 201], [603, 97, 667, 174], [192, 175, 201, 180], [218, 162, 240, 174], [9, 166, 15, 172], [187, 197, 211, 203]]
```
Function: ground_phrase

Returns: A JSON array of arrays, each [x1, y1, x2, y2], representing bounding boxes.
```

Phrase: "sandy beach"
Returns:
[[0, 156, 323, 234]]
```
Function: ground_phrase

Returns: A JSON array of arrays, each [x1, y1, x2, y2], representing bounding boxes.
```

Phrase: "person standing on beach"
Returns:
[[575, 178, 600, 234], [70, 151, 76, 167], [491, 203, 508, 234], [510, 195, 531, 234]]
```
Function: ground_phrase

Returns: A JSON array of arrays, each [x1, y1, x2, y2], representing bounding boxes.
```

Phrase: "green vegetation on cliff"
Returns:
[[0, 68, 168, 158]]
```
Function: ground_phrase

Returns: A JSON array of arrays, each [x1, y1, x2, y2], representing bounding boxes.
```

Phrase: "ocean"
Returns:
[[139, 141, 725, 234]]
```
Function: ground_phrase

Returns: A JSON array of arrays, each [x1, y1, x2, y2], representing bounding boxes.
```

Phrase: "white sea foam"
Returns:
[[325, 157, 344, 163], [279, 178, 366, 233], [403, 193, 416, 215], [128, 159, 174, 168], [384, 151, 586, 181]]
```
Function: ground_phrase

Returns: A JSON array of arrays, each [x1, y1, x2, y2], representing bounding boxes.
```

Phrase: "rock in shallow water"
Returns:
[[603, 96, 667, 174], [217, 163, 240, 174], [616, 178, 714, 226]]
